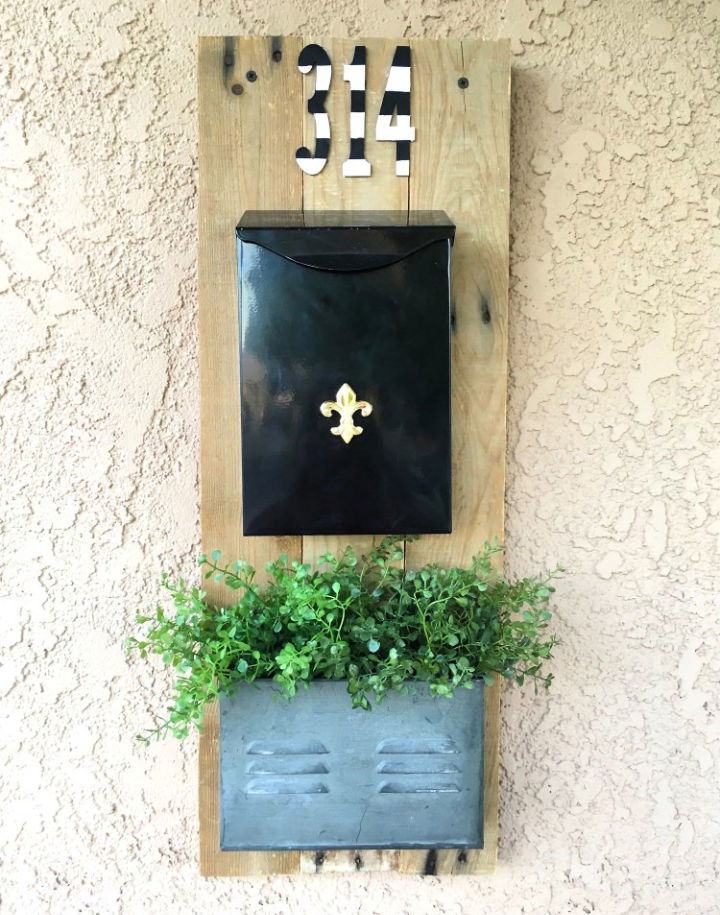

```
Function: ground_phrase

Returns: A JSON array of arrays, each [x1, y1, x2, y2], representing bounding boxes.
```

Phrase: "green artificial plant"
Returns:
[[127, 536, 558, 743]]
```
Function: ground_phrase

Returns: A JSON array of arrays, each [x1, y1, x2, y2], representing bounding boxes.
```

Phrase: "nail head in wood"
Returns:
[[231, 83, 244, 95], [246, 70, 258, 82], [458, 77, 469, 89]]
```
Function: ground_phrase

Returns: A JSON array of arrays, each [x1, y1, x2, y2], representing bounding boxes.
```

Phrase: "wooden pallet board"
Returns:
[[197, 35, 510, 877]]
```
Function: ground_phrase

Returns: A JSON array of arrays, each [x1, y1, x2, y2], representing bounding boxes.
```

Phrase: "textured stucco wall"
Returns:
[[1, 1, 718, 912]]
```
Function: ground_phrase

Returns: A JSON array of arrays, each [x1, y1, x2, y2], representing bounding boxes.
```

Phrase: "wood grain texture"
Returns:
[[298, 36, 410, 874], [198, 35, 510, 877], [300, 34, 409, 569], [300, 849, 399, 874], [301, 37, 409, 213], [406, 38, 511, 569], [197, 34, 304, 877], [398, 37, 511, 876]]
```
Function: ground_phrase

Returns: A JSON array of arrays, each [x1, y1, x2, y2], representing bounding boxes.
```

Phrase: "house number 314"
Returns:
[[295, 44, 415, 178]]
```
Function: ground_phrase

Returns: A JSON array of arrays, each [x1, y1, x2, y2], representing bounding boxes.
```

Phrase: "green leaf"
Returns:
[[129, 538, 558, 743]]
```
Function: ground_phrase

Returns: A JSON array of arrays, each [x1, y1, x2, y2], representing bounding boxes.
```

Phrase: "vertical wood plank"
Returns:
[[298, 35, 410, 875], [299, 37, 409, 213], [399, 38, 511, 875], [407, 38, 510, 569], [197, 34, 304, 877], [299, 36, 409, 563], [300, 37, 409, 213], [299, 37, 409, 564]]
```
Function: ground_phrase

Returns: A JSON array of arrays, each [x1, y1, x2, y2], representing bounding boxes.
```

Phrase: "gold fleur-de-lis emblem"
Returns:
[[319, 383, 373, 444]]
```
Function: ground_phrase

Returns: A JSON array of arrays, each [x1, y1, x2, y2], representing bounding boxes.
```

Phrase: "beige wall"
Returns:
[[2, 0, 718, 912]]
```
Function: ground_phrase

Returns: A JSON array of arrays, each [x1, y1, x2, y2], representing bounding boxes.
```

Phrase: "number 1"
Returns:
[[342, 46, 371, 177]]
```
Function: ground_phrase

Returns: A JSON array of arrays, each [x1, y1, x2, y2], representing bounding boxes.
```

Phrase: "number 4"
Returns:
[[375, 46, 415, 177]]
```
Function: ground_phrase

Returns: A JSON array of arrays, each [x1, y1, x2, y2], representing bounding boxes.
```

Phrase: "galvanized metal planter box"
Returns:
[[219, 680, 484, 851]]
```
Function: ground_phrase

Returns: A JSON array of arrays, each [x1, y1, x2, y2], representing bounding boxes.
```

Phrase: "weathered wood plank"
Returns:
[[300, 849, 399, 874], [299, 36, 409, 564], [406, 38, 511, 568], [298, 35, 410, 876], [399, 37, 511, 875], [197, 34, 304, 877]]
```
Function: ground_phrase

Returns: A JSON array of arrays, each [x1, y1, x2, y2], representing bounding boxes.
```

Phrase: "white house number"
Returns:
[[295, 44, 415, 178]]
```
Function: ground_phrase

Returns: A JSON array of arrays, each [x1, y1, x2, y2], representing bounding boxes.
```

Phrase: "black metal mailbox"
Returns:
[[237, 210, 456, 536]]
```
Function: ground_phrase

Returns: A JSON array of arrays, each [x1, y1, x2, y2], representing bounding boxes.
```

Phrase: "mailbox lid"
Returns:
[[237, 210, 455, 271], [238, 211, 455, 536]]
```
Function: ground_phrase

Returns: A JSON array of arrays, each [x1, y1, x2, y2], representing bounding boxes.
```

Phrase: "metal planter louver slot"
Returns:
[[220, 680, 484, 851]]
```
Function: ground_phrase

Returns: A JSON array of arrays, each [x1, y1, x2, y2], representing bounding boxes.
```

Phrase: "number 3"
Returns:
[[295, 44, 332, 176]]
